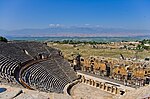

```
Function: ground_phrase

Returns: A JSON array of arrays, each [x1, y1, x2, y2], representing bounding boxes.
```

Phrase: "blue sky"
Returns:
[[0, 0, 150, 30]]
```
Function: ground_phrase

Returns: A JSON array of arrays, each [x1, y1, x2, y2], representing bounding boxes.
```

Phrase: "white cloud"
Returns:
[[49, 24, 63, 27], [56, 24, 60, 27], [49, 24, 55, 27]]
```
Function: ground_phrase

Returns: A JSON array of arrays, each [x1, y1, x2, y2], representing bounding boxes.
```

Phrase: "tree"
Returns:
[[0, 36, 8, 42]]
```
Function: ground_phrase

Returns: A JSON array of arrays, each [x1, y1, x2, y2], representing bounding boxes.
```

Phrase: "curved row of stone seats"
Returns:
[[0, 54, 19, 82], [12, 41, 51, 58], [46, 47, 62, 57], [38, 60, 68, 84], [1, 41, 62, 62], [0, 55, 18, 76], [34, 64, 66, 92], [21, 59, 71, 87], [54, 57, 77, 81], [22, 63, 66, 93], [0, 42, 32, 63], [38, 59, 71, 85], [0, 58, 17, 75], [29, 65, 65, 93]]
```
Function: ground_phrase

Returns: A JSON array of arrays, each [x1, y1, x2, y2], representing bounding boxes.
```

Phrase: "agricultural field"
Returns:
[[47, 42, 150, 60]]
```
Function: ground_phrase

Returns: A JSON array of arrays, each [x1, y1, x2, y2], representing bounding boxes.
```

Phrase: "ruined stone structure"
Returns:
[[77, 71, 128, 95], [77, 56, 150, 87], [81, 76, 121, 94]]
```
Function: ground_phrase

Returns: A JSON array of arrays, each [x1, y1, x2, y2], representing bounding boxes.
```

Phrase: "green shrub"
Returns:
[[0, 36, 8, 42]]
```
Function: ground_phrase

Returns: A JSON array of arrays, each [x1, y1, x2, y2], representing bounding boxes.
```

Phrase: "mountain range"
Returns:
[[0, 26, 150, 37]]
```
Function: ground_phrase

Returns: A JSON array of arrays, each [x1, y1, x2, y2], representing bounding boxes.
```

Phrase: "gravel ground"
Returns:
[[121, 85, 150, 99], [71, 83, 116, 99]]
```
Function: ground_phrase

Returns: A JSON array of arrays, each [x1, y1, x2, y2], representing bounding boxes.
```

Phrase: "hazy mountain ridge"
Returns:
[[0, 26, 150, 37]]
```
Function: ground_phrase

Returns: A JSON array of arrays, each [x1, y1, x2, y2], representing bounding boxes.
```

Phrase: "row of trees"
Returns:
[[51, 40, 109, 45], [139, 39, 150, 45]]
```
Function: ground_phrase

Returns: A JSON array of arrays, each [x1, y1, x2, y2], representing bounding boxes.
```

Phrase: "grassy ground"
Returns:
[[47, 43, 150, 59]]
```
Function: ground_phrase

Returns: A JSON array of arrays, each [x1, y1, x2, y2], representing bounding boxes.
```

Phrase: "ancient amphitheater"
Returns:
[[0, 41, 150, 99], [0, 41, 78, 97]]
